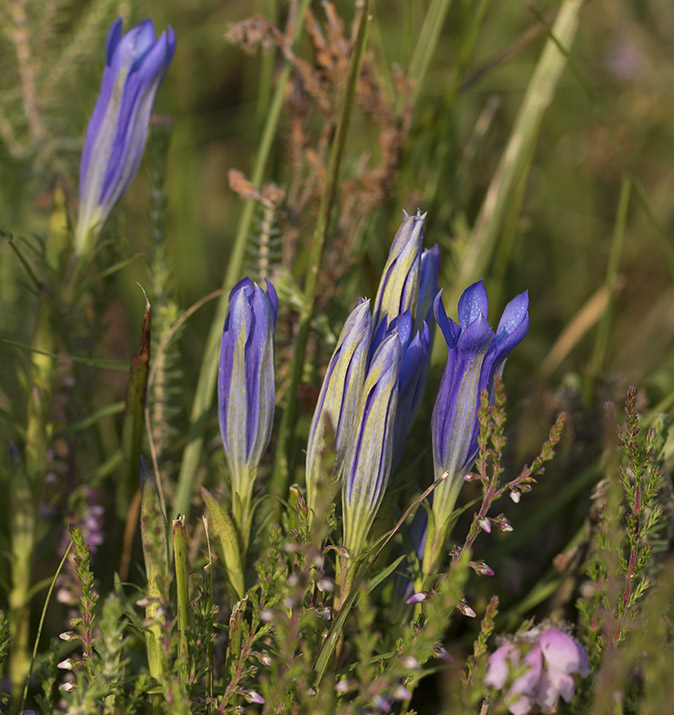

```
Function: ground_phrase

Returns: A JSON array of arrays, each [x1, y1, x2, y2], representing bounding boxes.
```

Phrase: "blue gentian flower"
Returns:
[[305, 299, 370, 517], [430, 279, 529, 536], [342, 330, 402, 558], [371, 311, 430, 469], [218, 278, 277, 526], [75, 18, 176, 253], [416, 245, 440, 335], [372, 211, 426, 333]]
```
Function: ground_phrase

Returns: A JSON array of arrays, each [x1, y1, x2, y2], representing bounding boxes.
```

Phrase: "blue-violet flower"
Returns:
[[431, 279, 529, 532], [75, 18, 176, 253], [218, 278, 277, 520]]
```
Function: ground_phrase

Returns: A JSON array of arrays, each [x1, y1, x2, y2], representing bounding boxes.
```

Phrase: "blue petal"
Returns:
[[433, 292, 459, 348], [456, 313, 494, 354], [457, 279, 488, 329], [496, 290, 528, 338]]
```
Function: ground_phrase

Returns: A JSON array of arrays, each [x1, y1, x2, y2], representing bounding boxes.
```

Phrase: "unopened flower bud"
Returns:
[[335, 679, 353, 693], [401, 655, 420, 670], [470, 560, 495, 576], [317, 577, 334, 592], [394, 685, 412, 700], [457, 599, 476, 617], [243, 689, 265, 705], [405, 591, 429, 605]]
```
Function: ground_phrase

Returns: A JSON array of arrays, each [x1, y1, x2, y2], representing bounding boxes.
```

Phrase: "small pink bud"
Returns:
[[433, 644, 453, 661], [456, 599, 476, 618], [243, 689, 265, 705], [59, 681, 77, 693], [57, 659, 75, 670], [373, 695, 391, 712], [283, 595, 299, 609], [470, 560, 495, 576], [254, 651, 273, 666], [58, 631, 76, 642], [478, 517, 492, 533], [405, 591, 429, 605], [401, 655, 420, 670], [317, 577, 334, 592], [510, 489, 521, 503], [394, 685, 412, 700]]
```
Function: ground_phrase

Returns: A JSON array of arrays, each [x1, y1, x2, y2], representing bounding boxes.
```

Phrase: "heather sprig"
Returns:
[[578, 386, 669, 666]]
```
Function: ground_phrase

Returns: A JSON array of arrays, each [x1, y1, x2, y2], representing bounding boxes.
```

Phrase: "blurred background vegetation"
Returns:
[[1, 0, 674, 700]]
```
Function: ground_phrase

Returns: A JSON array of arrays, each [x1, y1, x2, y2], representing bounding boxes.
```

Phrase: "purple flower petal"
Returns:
[[539, 628, 590, 676], [484, 643, 517, 690], [457, 279, 489, 330], [510, 645, 542, 698]]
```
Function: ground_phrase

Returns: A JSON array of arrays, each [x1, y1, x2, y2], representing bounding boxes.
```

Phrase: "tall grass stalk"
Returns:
[[449, 0, 583, 307]]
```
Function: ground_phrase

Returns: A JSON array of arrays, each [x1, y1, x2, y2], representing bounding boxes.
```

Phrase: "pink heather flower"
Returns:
[[484, 626, 590, 714]]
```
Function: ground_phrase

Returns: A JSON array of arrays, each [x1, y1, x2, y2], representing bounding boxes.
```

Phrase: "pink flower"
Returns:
[[484, 626, 590, 714]]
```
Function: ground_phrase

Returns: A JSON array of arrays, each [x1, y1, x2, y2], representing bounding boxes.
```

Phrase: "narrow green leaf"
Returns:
[[202, 488, 245, 598], [116, 292, 151, 518]]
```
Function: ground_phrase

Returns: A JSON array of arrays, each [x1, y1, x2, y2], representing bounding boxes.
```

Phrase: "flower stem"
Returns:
[[9, 283, 57, 703]]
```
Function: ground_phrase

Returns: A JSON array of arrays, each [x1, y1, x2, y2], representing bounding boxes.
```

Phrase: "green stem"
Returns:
[[9, 284, 57, 704], [173, 0, 313, 519], [8, 470, 35, 706], [173, 517, 190, 661], [269, 0, 371, 499]]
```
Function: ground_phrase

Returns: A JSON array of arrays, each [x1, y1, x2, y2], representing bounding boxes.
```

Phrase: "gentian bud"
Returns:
[[415, 245, 440, 335], [373, 311, 431, 469], [76, 18, 176, 253], [342, 331, 402, 558], [430, 280, 529, 537], [305, 300, 370, 516], [372, 211, 426, 332], [218, 278, 277, 527]]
